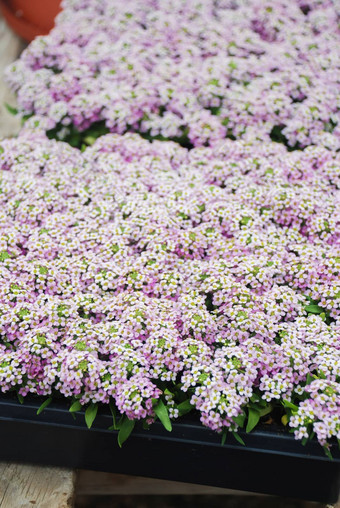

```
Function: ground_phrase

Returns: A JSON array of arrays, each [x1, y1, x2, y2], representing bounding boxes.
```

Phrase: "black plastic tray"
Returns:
[[0, 395, 339, 503]]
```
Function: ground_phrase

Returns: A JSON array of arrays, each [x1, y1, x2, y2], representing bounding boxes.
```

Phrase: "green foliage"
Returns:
[[108, 401, 119, 430], [47, 121, 110, 148], [221, 431, 227, 446], [118, 416, 135, 447], [177, 399, 194, 416], [305, 373, 316, 385], [153, 399, 172, 432], [246, 408, 260, 433], [281, 414, 289, 426], [69, 400, 82, 413], [0, 251, 11, 262], [323, 446, 333, 460], [269, 124, 301, 151], [37, 397, 52, 415], [5, 103, 18, 116], [85, 402, 98, 429], [232, 431, 245, 446], [305, 304, 324, 314], [233, 412, 246, 428], [282, 399, 299, 411]]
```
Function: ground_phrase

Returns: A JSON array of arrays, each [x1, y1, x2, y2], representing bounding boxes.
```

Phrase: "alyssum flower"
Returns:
[[0, 130, 339, 450]]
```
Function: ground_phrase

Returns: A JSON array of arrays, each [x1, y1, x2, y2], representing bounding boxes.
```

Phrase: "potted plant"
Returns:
[[0, 0, 61, 41], [1, 3, 340, 502], [0, 130, 339, 504]]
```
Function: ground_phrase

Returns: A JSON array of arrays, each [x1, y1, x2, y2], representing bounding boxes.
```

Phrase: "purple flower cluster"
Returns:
[[0, 131, 339, 447], [5, 0, 340, 149]]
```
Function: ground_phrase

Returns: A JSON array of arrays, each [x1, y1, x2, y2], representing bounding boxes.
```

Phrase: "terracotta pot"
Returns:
[[0, 0, 62, 42]]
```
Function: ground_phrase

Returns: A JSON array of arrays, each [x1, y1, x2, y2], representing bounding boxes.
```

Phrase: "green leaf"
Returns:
[[5, 103, 18, 116], [109, 401, 118, 430], [323, 446, 333, 460], [283, 399, 299, 411], [17, 393, 24, 404], [240, 216, 251, 226], [177, 399, 194, 416], [37, 397, 52, 415], [109, 401, 116, 416], [85, 402, 98, 429], [246, 408, 260, 433], [69, 400, 82, 413], [0, 251, 11, 262], [154, 399, 172, 432], [305, 296, 319, 304], [221, 431, 227, 446], [233, 413, 246, 428], [305, 304, 324, 314], [258, 404, 273, 417], [281, 414, 289, 426], [84, 135, 97, 146], [232, 432, 245, 446], [21, 113, 33, 125], [118, 416, 135, 447], [114, 415, 125, 431]]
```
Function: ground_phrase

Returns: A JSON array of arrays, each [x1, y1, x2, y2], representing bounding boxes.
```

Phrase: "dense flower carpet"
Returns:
[[5, 0, 340, 149]]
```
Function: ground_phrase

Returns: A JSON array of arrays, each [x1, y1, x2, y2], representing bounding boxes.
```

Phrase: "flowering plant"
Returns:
[[0, 130, 339, 452], [5, 0, 340, 150]]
